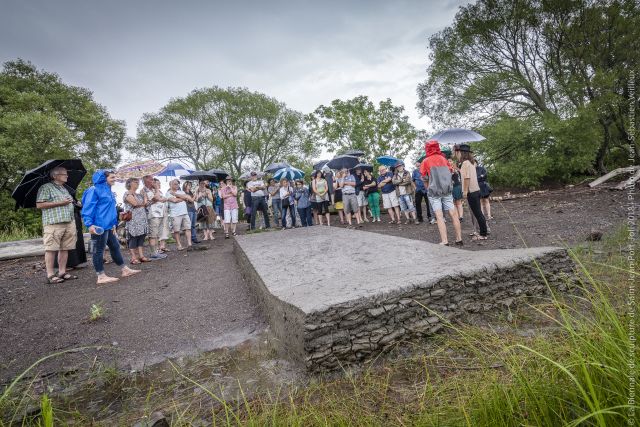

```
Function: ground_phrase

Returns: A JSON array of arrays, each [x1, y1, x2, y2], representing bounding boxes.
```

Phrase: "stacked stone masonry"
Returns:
[[234, 227, 575, 373]]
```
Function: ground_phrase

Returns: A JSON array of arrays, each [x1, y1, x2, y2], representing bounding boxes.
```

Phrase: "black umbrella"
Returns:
[[263, 162, 290, 174], [180, 171, 219, 181], [12, 159, 87, 209], [327, 155, 359, 170], [207, 168, 231, 181], [344, 149, 365, 158], [351, 163, 373, 172], [313, 159, 330, 171]]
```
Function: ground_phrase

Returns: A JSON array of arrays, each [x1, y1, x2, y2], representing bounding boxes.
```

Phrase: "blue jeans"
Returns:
[[250, 197, 271, 230], [297, 206, 311, 226], [271, 199, 282, 224], [188, 210, 198, 242], [91, 228, 124, 275], [281, 203, 296, 227]]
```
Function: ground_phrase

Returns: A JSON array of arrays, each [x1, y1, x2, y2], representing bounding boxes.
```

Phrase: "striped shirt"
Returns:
[[36, 183, 74, 226]]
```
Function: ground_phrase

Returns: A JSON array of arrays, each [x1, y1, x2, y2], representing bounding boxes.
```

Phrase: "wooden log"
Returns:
[[614, 168, 640, 190], [589, 166, 639, 188]]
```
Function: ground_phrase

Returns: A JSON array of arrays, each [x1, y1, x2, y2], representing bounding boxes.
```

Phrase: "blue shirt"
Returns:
[[342, 174, 356, 195], [377, 172, 395, 194], [412, 169, 426, 193]]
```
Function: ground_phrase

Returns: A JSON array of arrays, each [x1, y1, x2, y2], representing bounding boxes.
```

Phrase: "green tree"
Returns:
[[306, 96, 419, 162], [131, 87, 318, 176], [418, 0, 639, 176], [0, 59, 125, 234]]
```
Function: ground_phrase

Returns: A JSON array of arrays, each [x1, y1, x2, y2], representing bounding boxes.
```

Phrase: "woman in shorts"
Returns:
[[123, 178, 150, 264], [311, 170, 331, 226], [220, 176, 239, 238]]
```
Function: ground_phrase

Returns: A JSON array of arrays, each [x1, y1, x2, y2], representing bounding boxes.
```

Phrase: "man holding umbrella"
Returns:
[[36, 166, 78, 284]]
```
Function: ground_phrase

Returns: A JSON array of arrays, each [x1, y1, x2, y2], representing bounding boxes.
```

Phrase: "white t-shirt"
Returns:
[[279, 186, 292, 200], [165, 190, 189, 217], [248, 179, 265, 198], [142, 187, 164, 218]]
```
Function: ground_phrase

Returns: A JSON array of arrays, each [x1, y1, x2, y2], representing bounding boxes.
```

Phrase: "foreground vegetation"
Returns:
[[1, 226, 638, 426]]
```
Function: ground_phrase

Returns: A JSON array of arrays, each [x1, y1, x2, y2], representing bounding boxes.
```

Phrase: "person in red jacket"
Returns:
[[420, 140, 463, 246]]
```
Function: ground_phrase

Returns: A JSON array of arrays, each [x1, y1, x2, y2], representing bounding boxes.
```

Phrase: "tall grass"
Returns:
[[0, 225, 40, 243]]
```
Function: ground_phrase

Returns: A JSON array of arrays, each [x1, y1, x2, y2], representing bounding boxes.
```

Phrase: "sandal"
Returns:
[[140, 257, 151, 263], [232, 231, 237, 236], [225, 233, 229, 239], [47, 274, 64, 284], [131, 259, 142, 265], [472, 235, 488, 241], [57, 272, 78, 280]]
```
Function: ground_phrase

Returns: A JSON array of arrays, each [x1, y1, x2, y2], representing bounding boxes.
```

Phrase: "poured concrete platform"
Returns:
[[234, 227, 575, 372]]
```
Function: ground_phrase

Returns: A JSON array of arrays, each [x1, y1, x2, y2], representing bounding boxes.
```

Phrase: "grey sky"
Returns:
[[1, 0, 469, 138]]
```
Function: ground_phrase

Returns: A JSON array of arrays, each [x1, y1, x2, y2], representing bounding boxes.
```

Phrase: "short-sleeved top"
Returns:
[[248, 179, 265, 198], [142, 186, 164, 218], [185, 190, 196, 212], [342, 174, 356, 195], [165, 190, 189, 217], [460, 160, 480, 193], [279, 186, 292, 200], [362, 177, 378, 196], [377, 172, 395, 194], [268, 184, 280, 200], [220, 186, 239, 210], [36, 183, 74, 226]]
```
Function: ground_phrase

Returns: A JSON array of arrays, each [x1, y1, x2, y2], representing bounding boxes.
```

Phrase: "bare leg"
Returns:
[[325, 213, 331, 226], [387, 208, 396, 222], [57, 250, 69, 275], [355, 211, 362, 224], [435, 210, 448, 244], [185, 230, 192, 247], [394, 207, 401, 221], [149, 237, 158, 254], [346, 212, 352, 225], [173, 232, 182, 249], [456, 201, 464, 219], [448, 209, 462, 242], [129, 248, 138, 262], [45, 251, 56, 277], [137, 246, 145, 259]]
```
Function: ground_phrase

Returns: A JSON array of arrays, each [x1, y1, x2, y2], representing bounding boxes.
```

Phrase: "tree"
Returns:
[[0, 59, 125, 233], [418, 0, 639, 176], [306, 96, 419, 162], [131, 87, 318, 176]]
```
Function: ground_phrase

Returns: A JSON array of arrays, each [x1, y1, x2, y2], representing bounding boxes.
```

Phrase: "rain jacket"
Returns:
[[419, 141, 453, 198], [81, 170, 118, 230]]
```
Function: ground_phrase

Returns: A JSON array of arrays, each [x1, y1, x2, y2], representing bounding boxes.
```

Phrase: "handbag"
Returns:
[[196, 205, 208, 221], [119, 211, 132, 222]]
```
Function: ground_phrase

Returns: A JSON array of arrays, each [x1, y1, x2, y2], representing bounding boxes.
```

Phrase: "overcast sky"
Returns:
[[1, 0, 468, 139]]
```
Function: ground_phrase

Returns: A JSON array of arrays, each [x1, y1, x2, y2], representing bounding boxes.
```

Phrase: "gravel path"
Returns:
[[0, 235, 265, 382]]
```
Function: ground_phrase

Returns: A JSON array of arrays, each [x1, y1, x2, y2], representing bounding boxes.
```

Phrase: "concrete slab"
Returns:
[[234, 227, 575, 372], [0, 234, 90, 261]]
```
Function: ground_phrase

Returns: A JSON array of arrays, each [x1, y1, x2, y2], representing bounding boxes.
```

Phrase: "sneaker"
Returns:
[[150, 253, 167, 260], [414, 219, 420, 225], [454, 240, 464, 246], [429, 218, 437, 224]]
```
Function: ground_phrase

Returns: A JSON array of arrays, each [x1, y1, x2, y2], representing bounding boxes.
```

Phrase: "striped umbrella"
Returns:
[[115, 160, 166, 181], [273, 166, 305, 181]]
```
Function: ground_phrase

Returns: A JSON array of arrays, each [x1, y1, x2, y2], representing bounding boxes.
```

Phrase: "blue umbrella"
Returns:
[[428, 128, 485, 144], [376, 155, 400, 167], [157, 162, 194, 177], [273, 166, 305, 181]]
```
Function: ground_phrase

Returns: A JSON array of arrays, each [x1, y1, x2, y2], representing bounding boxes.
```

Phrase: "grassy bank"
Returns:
[[0, 225, 40, 243], [1, 227, 638, 426]]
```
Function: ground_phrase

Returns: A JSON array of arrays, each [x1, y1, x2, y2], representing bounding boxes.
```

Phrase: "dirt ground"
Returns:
[[0, 184, 631, 383]]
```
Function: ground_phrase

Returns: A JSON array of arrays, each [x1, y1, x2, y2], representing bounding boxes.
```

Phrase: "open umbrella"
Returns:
[[156, 162, 194, 177], [180, 171, 219, 181], [12, 159, 87, 209], [327, 155, 359, 170], [428, 128, 485, 144], [376, 155, 400, 167], [273, 166, 305, 181], [115, 160, 166, 181], [313, 159, 330, 171], [264, 162, 290, 174], [207, 168, 231, 181], [344, 149, 365, 158], [351, 163, 373, 172], [239, 171, 265, 180]]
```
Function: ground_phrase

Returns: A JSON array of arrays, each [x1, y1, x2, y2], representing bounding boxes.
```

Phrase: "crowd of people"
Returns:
[[35, 140, 493, 285]]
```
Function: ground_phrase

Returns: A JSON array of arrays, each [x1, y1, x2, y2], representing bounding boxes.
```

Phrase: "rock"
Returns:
[[586, 231, 603, 241], [133, 411, 169, 427]]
